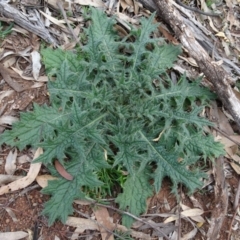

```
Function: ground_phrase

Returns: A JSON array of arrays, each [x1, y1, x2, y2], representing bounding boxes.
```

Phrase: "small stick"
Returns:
[[233, 177, 240, 211], [212, 126, 240, 148], [227, 203, 240, 240], [57, 1, 79, 43], [175, 0, 221, 17], [177, 186, 182, 240], [96, 202, 171, 239]]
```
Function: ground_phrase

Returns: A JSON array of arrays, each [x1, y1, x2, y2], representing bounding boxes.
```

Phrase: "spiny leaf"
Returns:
[[0, 104, 71, 150], [83, 7, 121, 72], [147, 43, 181, 76], [155, 75, 216, 104], [41, 48, 82, 74], [183, 132, 225, 159], [116, 170, 153, 228], [128, 13, 161, 71], [42, 164, 102, 225], [35, 111, 106, 164], [139, 131, 205, 193]]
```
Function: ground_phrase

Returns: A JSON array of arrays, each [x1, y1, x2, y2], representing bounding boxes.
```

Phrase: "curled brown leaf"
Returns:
[[54, 160, 73, 181]]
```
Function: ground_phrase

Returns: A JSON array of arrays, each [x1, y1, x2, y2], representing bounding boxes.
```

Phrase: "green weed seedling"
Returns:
[[0, 8, 224, 227], [0, 21, 13, 39]]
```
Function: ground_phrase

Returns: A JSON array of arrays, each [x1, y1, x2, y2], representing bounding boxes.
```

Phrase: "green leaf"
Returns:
[[41, 48, 83, 74], [128, 13, 160, 70], [116, 170, 153, 228], [83, 7, 121, 72], [35, 111, 106, 164], [42, 162, 103, 225], [183, 133, 225, 159], [139, 131, 205, 193], [0, 104, 71, 150], [48, 60, 90, 102], [155, 75, 216, 104], [147, 44, 181, 77]]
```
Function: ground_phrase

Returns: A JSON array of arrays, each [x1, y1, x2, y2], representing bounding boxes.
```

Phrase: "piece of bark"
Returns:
[[0, 2, 56, 45], [207, 157, 228, 240], [139, 0, 240, 131]]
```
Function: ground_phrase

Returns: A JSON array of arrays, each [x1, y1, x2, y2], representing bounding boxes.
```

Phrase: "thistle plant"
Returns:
[[0, 8, 224, 227]]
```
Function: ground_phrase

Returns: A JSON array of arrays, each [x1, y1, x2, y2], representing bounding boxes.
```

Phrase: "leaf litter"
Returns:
[[0, 0, 240, 239]]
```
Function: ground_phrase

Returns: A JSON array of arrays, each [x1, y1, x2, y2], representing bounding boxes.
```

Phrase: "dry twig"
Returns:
[[227, 203, 240, 240], [95, 202, 171, 239], [57, 1, 79, 43]]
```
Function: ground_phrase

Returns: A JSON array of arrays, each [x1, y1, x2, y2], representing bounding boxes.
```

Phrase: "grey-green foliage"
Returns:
[[0, 8, 224, 227], [0, 21, 13, 39]]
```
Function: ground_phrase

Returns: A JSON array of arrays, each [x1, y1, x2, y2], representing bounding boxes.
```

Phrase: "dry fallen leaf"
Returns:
[[44, 7, 52, 27], [75, 0, 105, 7], [120, 0, 129, 11], [31, 50, 41, 80], [3, 56, 16, 68], [30, 82, 45, 89], [66, 216, 99, 231], [39, 10, 67, 29], [181, 208, 204, 217], [224, 144, 240, 164], [133, 0, 140, 14], [0, 116, 18, 125], [0, 174, 23, 185], [0, 231, 28, 240], [17, 154, 31, 164], [117, 224, 151, 239], [230, 162, 240, 175], [0, 148, 42, 195], [210, 102, 234, 135], [5, 149, 17, 175], [93, 207, 114, 240], [117, 12, 139, 24], [189, 196, 203, 210], [178, 55, 198, 67], [181, 203, 205, 223], [0, 90, 14, 102], [11, 67, 48, 82], [5, 207, 18, 222], [54, 160, 73, 181], [215, 32, 229, 42], [208, 18, 220, 33], [181, 227, 198, 240], [66, 216, 151, 240], [36, 174, 58, 188], [219, 135, 240, 148], [164, 208, 204, 223]]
